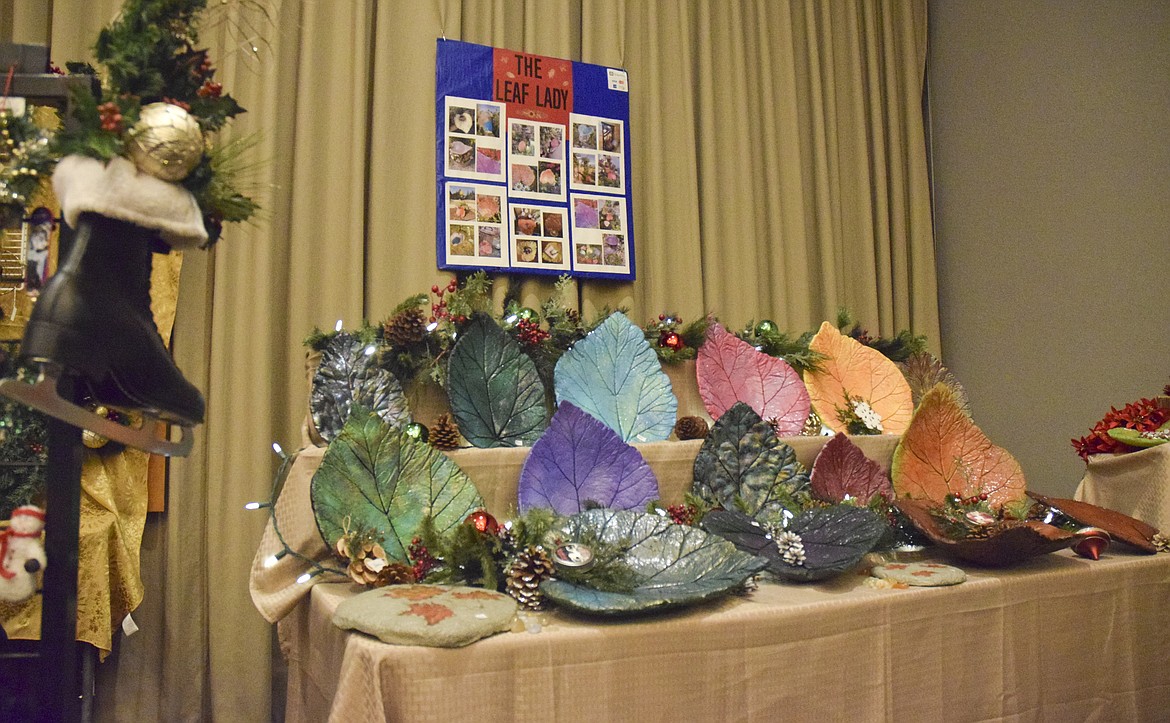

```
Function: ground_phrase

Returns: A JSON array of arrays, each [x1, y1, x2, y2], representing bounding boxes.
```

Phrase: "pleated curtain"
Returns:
[[24, 1, 937, 719]]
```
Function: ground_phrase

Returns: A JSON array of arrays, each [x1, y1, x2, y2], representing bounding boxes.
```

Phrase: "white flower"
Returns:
[[851, 399, 884, 433]]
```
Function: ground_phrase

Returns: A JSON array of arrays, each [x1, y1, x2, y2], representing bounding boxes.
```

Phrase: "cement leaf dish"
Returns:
[[447, 313, 549, 448], [518, 401, 659, 514], [311, 409, 484, 560], [540, 508, 767, 616], [696, 322, 810, 434], [311, 332, 409, 443], [554, 311, 677, 443]]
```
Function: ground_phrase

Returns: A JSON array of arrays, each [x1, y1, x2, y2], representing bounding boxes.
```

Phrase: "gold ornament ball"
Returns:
[[125, 102, 204, 182]]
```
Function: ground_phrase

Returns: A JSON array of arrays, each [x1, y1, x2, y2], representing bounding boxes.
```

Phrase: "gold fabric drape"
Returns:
[[30, 1, 936, 720]]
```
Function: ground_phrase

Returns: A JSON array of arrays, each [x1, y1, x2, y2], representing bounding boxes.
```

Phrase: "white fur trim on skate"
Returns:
[[53, 155, 208, 249]]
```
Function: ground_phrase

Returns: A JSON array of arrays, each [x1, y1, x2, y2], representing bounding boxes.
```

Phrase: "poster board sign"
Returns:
[[435, 39, 635, 280]]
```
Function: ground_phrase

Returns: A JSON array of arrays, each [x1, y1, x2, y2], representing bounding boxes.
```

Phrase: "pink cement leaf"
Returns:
[[696, 323, 810, 434], [810, 432, 893, 505]]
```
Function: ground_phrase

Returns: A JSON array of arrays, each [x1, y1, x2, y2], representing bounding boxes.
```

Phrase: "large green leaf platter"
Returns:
[[540, 508, 767, 616], [447, 313, 549, 448], [311, 409, 484, 560], [310, 332, 410, 442], [553, 311, 677, 443]]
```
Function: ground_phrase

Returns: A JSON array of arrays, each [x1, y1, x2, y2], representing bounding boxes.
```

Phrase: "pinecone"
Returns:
[[505, 546, 555, 610], [384, 307, 427, 346], [376, 561, 417, 586], [429, 413, 462, 451], [801, 409, 825, 436], [674, 416, 709, 440], [345, 539, 392, 586]]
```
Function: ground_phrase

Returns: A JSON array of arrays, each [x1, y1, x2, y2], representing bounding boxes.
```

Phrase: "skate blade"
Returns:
[[0, 371, 194, 458]]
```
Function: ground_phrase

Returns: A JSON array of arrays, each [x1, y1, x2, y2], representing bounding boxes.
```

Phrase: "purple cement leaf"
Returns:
[[810, 432, 893, 505], [518, 401, 659, 514], [697, 322, 810, 434]]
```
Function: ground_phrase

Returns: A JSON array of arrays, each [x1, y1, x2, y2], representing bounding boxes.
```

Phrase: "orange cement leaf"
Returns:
[[891, 384, 1027, 510], [401, 602, 455, 626], [805, 322, 914, 434]]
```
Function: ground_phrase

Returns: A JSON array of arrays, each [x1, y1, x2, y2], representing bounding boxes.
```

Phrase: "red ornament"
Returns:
[[1072, 528, 1110, 560], [659, 331, 684, 351], [464, 509, 499, 536]]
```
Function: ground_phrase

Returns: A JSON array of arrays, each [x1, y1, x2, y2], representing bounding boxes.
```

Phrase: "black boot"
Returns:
[[0, 211, 202, 456]]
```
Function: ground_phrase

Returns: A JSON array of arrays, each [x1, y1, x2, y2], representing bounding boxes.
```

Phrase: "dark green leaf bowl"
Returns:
[[540, 508, 768, 616]]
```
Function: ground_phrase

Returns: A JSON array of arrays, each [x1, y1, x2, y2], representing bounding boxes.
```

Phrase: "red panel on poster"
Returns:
[[492, 48, 573, 126]]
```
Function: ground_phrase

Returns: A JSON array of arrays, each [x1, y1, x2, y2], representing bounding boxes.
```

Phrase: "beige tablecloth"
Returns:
[[1075, 444, 1170, 533], [249, 435, 900, 622], [279, 550, 1170, 723]]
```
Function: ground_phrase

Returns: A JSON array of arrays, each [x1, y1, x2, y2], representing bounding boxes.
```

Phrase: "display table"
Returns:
[[278, 550, 1170, 722]]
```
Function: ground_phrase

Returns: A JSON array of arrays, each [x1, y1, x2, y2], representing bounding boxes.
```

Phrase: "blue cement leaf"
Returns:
[[554, 311, 677, 443]]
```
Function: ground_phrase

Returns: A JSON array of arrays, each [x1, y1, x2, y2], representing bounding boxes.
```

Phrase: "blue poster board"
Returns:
[[435, 39, 635, 280]]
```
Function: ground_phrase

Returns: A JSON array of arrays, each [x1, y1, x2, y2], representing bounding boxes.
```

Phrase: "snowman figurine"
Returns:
[[0, 505, 47, 603]]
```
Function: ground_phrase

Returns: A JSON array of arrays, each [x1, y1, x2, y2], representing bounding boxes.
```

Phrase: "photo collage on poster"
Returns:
[[508, 119, 567, 203], [443, 182, 509, 268], [569, 114, 624, 194], [571, 193, 628, 271], [509, 203, 569, 271], [439, 78, 631, 277], [444, 96, 506, 183]]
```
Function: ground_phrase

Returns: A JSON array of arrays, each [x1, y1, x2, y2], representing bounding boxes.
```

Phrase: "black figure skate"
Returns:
[[0, 211, 202, 456]]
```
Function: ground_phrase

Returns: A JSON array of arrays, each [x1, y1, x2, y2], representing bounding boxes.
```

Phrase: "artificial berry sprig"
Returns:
[[514, 318, 549, 347], [197, 80, 223, 98], [408, 536, 439, 581], [666, 503, 697, 526], [97, 101, 124, 133]]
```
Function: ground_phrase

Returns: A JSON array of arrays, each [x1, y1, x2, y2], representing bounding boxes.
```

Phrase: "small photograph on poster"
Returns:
[[510, 120, 567, 203], [540, 125, 564, 160], [508, 203, 571, 271], [572, 121, 597, 149], [445, 96, 505, 182], [570, 193, 629, 274], [569, 114, 624, 194], [444, 182, 509, 269]]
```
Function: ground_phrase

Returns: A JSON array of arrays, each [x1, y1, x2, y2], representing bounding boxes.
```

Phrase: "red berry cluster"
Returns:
[[197, 80, 223, 98], [162, 97, 192, 112], [429, 278, 464, 324], [666, 503, 697, 526], [408, 536, 438, 581], [48, 62, 65, 76], [514, 318, 549, 347], [957, 492, 989, 506], [98, 101, 123, 133]]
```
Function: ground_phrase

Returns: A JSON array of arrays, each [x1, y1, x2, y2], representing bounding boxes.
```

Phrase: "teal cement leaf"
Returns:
[[554, 311, 677, 443], [447, 313, 549, 448]]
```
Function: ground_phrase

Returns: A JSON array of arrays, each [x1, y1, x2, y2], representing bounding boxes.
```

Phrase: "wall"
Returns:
[[928, 0, 1170, 496]]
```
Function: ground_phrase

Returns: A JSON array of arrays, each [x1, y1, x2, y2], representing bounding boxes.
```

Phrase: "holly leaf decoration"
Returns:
[[804, 321, 913, 434], [540, 508, 768, 615], [518, 402, 659, 514], [696, 322, 810, 433], [447, 313, 549, 448], [310, 409, 484, 560], [702, 505, 887, 582], [891, 383, 1027, 511], [810, 432, 893, 505], [311, 332, 410, 442], [692, 402, 810, 527], [554, 311, 677, 443]]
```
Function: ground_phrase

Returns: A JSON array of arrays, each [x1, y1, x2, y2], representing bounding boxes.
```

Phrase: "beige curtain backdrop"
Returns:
[[17, 0, 936, 719]]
